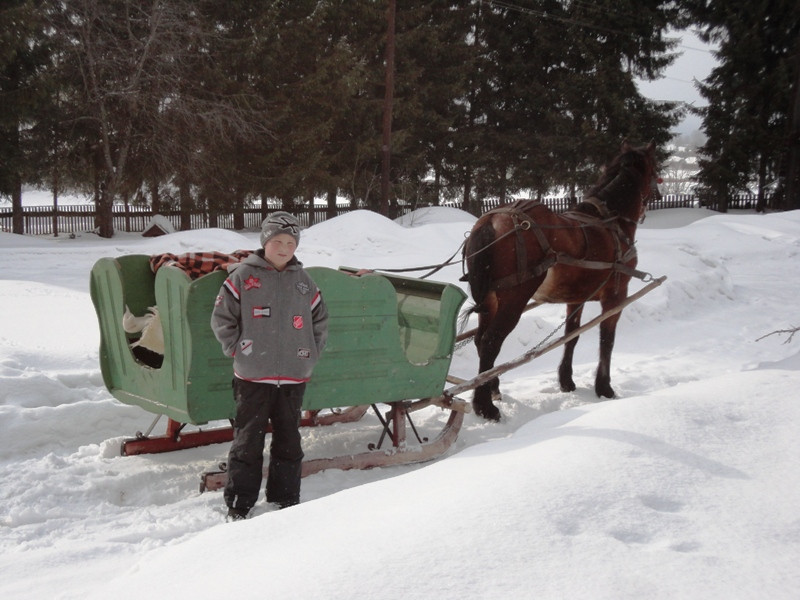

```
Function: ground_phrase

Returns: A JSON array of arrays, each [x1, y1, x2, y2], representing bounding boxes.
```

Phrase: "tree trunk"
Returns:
[[52, 171, 59, 237], [499, 169, 508, 206], [96, 182, 114, 238], [233, 188, 244, 230], [10, 125, 23, 235], [326, 188, 337, 221], [756, 152, 767, 212], [150, 177, 161, 214], [462, 163, 475, 215], [718, 182, 729, 213], [179, 177, 192, 231], [260, 193, 269, 221], [280, 195, 295, 212], [11, 177, 23, 235], [303, 188, 314, 225], [786, 39, 800, 210]]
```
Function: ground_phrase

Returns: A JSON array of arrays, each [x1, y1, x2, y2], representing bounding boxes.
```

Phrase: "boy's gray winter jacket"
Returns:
[[210, 250, 328, 384]]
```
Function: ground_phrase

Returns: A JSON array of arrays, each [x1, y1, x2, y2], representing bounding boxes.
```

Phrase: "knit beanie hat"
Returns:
[[259, 211, 301, 247]]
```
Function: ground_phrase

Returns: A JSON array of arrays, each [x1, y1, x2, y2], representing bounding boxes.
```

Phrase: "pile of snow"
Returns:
[[142, 214, 176, 236], [1, 207, 799, 599]]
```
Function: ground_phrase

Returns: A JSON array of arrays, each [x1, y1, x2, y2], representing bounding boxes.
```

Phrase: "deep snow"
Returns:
[[1, 206, 799, 599]]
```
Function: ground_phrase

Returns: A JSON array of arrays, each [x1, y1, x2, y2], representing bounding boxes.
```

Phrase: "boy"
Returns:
[[211, 211, 328, 520]]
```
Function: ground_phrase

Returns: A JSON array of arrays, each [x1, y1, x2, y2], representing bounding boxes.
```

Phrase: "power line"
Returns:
[[481, 0, 715, 56], [484, 0, 643, 40]]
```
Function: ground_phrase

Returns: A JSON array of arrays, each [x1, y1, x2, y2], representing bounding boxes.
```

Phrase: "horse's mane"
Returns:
[[587, 146, 649, 214]]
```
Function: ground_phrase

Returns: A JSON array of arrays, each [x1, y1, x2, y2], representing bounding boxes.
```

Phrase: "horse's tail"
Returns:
[[462, 219, 497, 311]]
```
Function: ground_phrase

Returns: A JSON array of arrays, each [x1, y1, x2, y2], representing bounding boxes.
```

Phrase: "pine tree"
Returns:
[[448, 0, 681, 209], [0, 0, 50, 233], [382, 1, 474, 209], [690, 0, 800, 211]]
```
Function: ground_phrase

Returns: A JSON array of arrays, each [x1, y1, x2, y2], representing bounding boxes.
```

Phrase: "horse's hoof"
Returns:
[[560, 380, 576, 393], [473, 401, 501, 422], [595, 385, 615, 399]]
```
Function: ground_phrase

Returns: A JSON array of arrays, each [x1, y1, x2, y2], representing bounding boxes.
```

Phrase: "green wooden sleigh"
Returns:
[[90, 254, 469, 479]]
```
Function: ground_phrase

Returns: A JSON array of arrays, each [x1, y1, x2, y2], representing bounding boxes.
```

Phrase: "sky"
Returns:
[[636, 29, 719, 136], [0, 205, 799, 599]]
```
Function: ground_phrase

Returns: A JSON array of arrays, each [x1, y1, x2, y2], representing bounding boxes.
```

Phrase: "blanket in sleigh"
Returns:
[[148, 250, 254, 279]]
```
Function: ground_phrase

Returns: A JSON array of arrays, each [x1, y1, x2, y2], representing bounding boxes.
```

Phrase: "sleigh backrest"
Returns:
[[302, 268, 466, 410]]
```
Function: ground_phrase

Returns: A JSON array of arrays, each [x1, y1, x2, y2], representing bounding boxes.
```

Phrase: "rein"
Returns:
[[357, 161, 656, 282], [363, 240, 466, 279]]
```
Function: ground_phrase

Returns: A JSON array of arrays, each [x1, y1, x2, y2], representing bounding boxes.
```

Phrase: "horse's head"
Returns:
[[593, 141, 659, 224], [630, 140, 661, 222]]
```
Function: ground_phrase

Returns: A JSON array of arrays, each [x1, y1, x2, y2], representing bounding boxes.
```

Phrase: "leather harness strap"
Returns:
[[486, 201, 556, 291], [484, 200, 649, 292]]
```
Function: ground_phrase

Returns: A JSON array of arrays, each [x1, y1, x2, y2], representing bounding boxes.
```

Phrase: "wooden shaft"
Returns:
[[445, 276, 666, 397], [456, 300, 542, 343]]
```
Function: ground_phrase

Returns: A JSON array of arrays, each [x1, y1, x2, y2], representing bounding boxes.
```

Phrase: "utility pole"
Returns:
[[379, 0, 396, 217]]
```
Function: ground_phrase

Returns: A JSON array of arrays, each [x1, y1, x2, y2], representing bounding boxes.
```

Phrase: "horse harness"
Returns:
[[484, 199, 650, 291]]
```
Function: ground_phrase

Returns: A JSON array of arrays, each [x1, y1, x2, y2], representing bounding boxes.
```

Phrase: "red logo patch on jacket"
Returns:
[[292, 315, 304, 329], [244, 275, 261, 290]]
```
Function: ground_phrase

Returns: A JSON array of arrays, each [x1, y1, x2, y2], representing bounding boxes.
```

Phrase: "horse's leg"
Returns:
[[472, 287, 534, 421], [472, 340, 504, 421], [594, 304, 621, 398], [558, 303, 584, 392], [472, 305, 503, 421]]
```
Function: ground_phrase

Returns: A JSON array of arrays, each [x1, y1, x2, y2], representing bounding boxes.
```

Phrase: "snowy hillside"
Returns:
[[1, 207, 799, 599]]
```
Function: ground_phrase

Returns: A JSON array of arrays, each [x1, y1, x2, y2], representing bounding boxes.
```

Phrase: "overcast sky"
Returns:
[[636, 29, 719, 136]]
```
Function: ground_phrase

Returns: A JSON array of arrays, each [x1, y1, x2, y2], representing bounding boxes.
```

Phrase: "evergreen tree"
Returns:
[[548, 0, 682, 193], [380, 1, 473, 210], [445, 0, 682, 212], [5, 0, 688, 226], [690, 0, 800, 211], [231, 1, 384, 213], [401, 2, 474, 207], [0, 0, 50, 233]]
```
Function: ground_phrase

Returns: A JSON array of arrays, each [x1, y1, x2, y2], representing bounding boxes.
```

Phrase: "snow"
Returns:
[[1, 206, 799, 599], [143, 214, 176, 235], [7, 188, 93, 206]]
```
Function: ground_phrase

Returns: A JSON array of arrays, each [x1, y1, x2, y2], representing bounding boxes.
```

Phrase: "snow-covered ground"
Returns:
[[1, 206, 799, 599]]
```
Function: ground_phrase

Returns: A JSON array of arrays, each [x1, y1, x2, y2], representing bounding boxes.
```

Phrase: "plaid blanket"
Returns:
[[149, 250, 254, 280]]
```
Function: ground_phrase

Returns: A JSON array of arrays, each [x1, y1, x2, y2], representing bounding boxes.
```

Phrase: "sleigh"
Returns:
[[89, 254, 471, 478]]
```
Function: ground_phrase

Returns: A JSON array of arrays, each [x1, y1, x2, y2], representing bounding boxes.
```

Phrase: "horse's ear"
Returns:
[[646, 140, 656, 153], [621, 138, 632, 152]]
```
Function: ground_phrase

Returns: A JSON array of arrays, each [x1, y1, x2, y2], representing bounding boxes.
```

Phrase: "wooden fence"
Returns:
[[0, 204, 366, 236], [0, 193, 778, 237]]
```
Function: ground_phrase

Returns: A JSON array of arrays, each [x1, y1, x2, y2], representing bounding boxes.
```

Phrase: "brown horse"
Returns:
[[462, 141, 659, 421]]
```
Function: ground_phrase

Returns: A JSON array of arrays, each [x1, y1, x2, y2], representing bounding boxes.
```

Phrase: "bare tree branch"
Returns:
[[756, 326, 799, 344]]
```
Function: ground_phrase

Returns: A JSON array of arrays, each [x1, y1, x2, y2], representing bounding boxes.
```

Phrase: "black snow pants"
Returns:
[[224, 379, 305, 512]]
